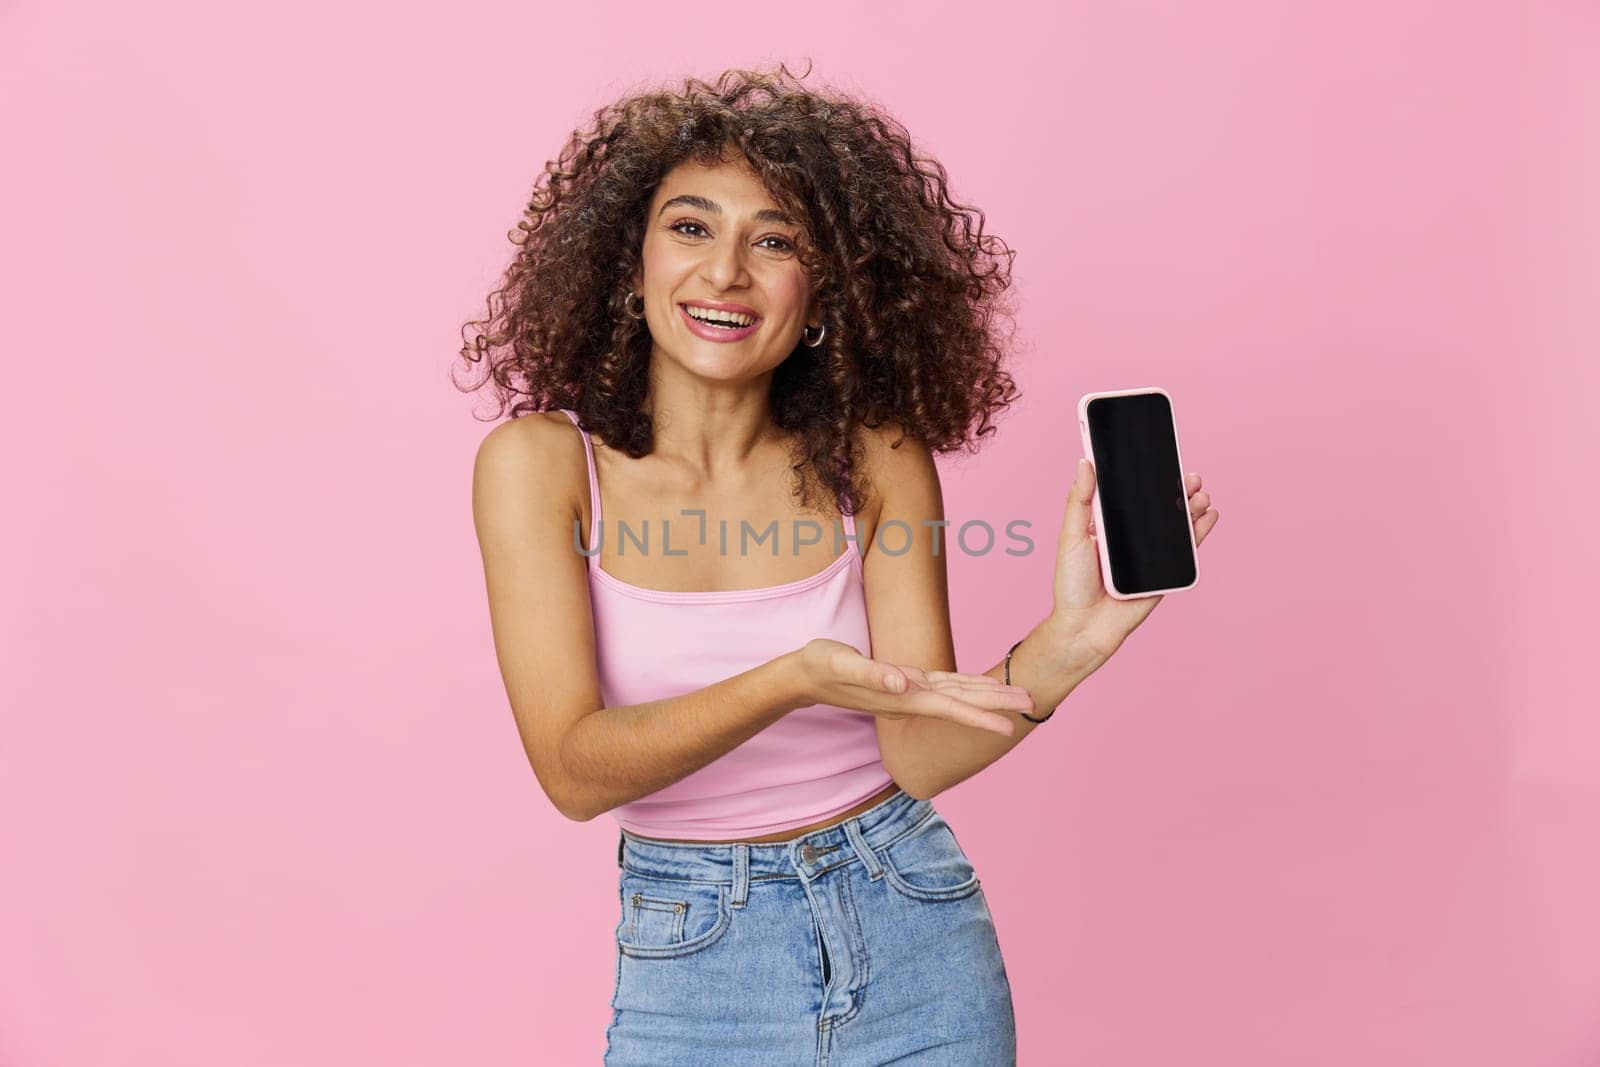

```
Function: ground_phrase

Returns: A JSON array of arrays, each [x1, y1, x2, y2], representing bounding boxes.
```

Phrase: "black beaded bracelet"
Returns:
[[1004, 637, 1056, 724]]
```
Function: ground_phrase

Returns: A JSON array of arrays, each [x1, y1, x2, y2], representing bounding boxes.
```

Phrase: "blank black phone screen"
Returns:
[[1085, 392, 1196, 595]]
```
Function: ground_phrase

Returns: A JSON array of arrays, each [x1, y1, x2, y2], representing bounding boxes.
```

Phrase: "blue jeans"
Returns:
[[604, 788, 1018, 1066]]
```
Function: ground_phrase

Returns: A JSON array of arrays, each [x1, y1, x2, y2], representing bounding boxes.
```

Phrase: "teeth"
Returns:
[[685, 305, 754, 327]]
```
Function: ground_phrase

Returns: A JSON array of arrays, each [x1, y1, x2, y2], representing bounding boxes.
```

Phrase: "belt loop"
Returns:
[[731, 843, 750, 908], [842, 817, 883, 881]]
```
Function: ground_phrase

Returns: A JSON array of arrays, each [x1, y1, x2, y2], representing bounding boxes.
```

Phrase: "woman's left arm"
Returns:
[[865, 436, 1220, 800]]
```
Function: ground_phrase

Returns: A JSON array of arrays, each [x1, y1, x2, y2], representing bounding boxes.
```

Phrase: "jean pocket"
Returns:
[[615, 872, 732, 959], [878, 809, 982, 902]]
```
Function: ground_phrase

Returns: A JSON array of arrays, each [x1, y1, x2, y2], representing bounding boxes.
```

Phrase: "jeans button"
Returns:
[[800, 844, 820, 864]]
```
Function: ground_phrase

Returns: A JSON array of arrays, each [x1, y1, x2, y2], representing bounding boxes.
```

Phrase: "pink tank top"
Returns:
[[557, 409, 893, 840]]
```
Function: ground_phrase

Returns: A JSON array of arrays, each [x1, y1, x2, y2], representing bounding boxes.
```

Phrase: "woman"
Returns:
[[462, 64, 1219, 1066]]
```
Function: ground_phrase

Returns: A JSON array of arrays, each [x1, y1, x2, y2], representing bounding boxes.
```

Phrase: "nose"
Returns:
[[698, 237, 750, 290]]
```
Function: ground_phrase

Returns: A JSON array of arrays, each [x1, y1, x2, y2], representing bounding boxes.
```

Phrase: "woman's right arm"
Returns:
[[471, 415, 815, 822]]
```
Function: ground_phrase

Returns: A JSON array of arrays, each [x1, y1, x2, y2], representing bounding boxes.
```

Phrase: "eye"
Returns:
[[668, 220, 794, 253]]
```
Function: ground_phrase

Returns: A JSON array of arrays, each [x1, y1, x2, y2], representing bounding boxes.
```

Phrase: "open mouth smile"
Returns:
[[678, 302, 762, 342]]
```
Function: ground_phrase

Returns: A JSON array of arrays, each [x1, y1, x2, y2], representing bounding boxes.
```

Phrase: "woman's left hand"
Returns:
[[1044, 460, 1220, 669]]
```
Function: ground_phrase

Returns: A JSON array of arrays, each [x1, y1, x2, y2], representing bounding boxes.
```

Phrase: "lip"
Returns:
[[678, 302, 762, 343], [681, 298, 759, 316]]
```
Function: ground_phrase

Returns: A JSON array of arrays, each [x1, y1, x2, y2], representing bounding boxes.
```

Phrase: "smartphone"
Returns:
[[1077, 387, 1198, 599]]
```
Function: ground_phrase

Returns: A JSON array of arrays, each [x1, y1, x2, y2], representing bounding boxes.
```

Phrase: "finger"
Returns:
[[920, 674, 1033, 701], [1188, 489, 1210, 519], [848, 653, 908, 693], [895, 669, 1030, 702], [1186, 471, 1202, 493], [911, 693, 1017, 736], [920, 669, 1006, 687], [1195, 506, 1219, 545], [929, 683, 1036, 712], [1061, 457, 1096, 546], [871, 663, 930, 694], [918, 685, 1035, 720]]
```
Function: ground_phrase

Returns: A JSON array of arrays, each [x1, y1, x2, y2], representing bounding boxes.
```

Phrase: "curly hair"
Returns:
[[454, 60, 1020, 518]]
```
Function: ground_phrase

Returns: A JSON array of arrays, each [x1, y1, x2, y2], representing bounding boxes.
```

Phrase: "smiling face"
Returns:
[[632, 153, 820, 383]]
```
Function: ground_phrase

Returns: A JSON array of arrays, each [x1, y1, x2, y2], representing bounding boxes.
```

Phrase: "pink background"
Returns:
[[3, 2, 1596, 1064]]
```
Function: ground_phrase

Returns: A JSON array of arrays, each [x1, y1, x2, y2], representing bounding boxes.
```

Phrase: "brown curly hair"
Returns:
[[454, 60, 1020, 518]]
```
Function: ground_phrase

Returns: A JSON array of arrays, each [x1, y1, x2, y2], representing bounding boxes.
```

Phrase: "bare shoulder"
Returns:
[[855, 419, 941, 509], [474, 409, 581, 471], [472, 410, 586, 529]]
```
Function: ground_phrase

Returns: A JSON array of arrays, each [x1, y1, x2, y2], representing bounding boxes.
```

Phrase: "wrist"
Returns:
[[770, 647, 815, 715], [1033, 613, 1108, 681]]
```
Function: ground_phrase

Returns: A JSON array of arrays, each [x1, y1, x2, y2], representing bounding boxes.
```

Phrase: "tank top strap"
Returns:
[[556, 409, 601, 562], [839, 492, 862, 573]]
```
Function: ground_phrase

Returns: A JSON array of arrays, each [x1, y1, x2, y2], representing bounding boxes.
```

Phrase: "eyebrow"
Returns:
[[657, 194, 794, 226]]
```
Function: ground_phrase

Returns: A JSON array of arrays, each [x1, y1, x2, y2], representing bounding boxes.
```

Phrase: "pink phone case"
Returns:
[[1076, 386, 1199, 600]]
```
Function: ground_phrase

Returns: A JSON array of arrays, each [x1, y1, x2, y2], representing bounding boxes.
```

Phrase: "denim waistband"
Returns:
[[617, 787, 934, 888]]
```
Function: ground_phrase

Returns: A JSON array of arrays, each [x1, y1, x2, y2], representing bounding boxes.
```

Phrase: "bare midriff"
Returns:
[[628, 782, 903, 845]]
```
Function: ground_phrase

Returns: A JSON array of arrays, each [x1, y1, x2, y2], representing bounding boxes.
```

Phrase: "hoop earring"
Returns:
[[802, 323, 826, 348], [623, 290, 646, 320]]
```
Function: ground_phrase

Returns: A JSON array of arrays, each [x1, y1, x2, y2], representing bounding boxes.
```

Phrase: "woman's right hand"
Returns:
[[790, 638, 1033, 736]]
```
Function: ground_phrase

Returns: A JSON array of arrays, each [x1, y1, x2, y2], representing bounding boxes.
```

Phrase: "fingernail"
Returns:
[[885, 673, 903, 692]]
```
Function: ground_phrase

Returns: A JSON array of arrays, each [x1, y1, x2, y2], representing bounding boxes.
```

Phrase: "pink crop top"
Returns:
[[557, 408, 893, 840]]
